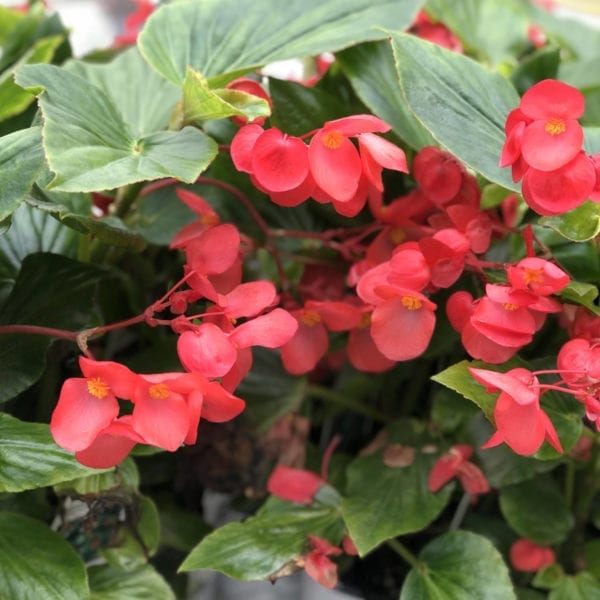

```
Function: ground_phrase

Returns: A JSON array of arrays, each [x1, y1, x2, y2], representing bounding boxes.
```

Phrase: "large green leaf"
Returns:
[[0, 511, 89, 600], [549, 572, 600, 600], [337, 41, 436, 150], [0, 414, 106, 493], [341, 420, 453, 556], [138, 0, 423, 87], [89, 563, 175, 600], [0, 126, 44, 229], [389, 32, 520, 190], [499, 476, 574, 545], [15, 50, 218, 192], [0, 253, 104, 403], [539, 202, 600, 243], [179, 494, 345, 580], [400, 530, 515, 599], [425, 0, 528, 67]]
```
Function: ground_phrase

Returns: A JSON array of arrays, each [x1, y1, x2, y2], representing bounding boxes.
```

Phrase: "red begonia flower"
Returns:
[[267, 465, 323, 504], [428, 444, 490, 497], [171, 189, 220, 249], [185, 223, 240, 276], [131, 375, 190, 452], [51, 358, 137, 453], [304, 535, 342, 590], [251, 128, 310, 192], [347, 321, 396, 373], [519, 79, 585, 171], [114, 0, 155, 46], [358, 133, 408, 191], [370, 292, 436, 361], [510, 539, 555, 572], [231, 124, 264, 173], [419, 228, 470, 288], [280, 310, 329, 375], [557, 338, 600, 390], [229, 308, 298, 349], [216, 281, 277, 319], [75, 416, 145, 469], [412, 146, 464, 205], [521, 151, 596, 216], [507, 257, 569, 295], [303, 300, 362, 331]]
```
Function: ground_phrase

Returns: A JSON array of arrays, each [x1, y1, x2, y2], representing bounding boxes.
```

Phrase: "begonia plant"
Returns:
[[0, 0, 599, 598]]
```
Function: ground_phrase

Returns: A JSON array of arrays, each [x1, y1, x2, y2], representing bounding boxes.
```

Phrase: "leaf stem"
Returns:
[[449, 492, 471, 531], [306, 384, 387, 423], [387, 538, 420, 569]]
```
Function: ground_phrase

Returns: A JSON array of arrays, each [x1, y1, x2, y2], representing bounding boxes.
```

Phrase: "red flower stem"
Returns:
[[320, 434, 342, 481], [0, 325, 78, 341], [535, 383, 587, 397], [154, 271, 196, 306], [523, 224, 536, 258], [139, 177, 178, 197]]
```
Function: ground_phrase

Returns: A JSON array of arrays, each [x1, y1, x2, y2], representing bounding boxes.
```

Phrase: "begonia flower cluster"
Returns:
[[500, 79, 600, 215]]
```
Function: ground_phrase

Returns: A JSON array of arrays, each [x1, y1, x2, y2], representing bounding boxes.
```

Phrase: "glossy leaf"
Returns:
[[139, 0, 423, 86], [389, 32, 520, 190], [0, 511, 89, 600], [539, 201, 600, 242], [179, 495, 345, 580], [0, 126, 44, 228], [338, 41, 436, 150], [341, 421, 453, 556], [400, 530, 515, 599], [89, 563, 175, 600], [0, 414, 108, 493], [548, 572, 600, 600], [15, 50, 218, 192], [499, 476, 574, 545], [0, 253, 104, 403]]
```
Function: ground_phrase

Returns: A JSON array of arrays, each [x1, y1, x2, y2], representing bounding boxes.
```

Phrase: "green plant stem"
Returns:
[[449, 493, 471, 531], [113, 182, 144, 219], [387, 538, 420, 569], [306, 384, 387, 423]]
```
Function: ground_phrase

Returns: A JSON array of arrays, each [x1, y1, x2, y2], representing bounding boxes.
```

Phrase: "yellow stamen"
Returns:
[[149, 383, 170, 400], [389, 228, 405, 245], [302, 309, 322, 326], [503, 302, 519, 311], [201, 214, 219, 226], [321, 130, 344, 150], [524, 267, 544, 285], [401, 296, 422, 311], [87, 377, 110, 399], [545, 118, 566, 136], [358, 313, 371, 329]]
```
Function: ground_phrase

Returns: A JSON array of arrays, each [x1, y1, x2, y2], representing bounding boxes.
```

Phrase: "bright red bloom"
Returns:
[[507, 257, 569, 295], [304, 535, 342, 590], [518, 79, 585, 172], [50, 358, 137, 453], [267, 465, 323, 504], [428, 444, 490, 497], [171, 189, 220, 249], [521, 151, 596, 216], [510, 539, 555, 572], [557, 338, 600, 391], [470, 367, 563, 456], [412, 146, 464, 205]]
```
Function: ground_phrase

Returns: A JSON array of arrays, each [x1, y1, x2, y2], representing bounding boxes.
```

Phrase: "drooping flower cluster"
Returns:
[[500, 79, 600, 215], [50, 218, 299, 467], [447, 257, 570, 364], [231, 115, 408, 216]]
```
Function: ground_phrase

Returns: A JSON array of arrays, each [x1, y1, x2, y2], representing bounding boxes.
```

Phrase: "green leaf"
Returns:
[[481, 183, 514, 210], [432, 359, 497, 420], [181, 68, 270, 124], [559, 281, 600, 317], [0, 126, 44, 228], [389, 32, 520, 190], [179, 496, 345, 580], [511, 46, 561, 96], [160, 504, 211, 553], [89, 563, 175, 600], [499, 476, 574, 545], [539, 201, 600, 242], [0, 511, 89, 600], [0, 413, 108, 492], [400, 530, 516, 600], [15, 51, 218, 192], [548, 572, 600, 600], [269, 77, 354, 137], [532, 564, 565, 590], [338, 41, 436, 150], [0, 7, 24, 45], [341, 420, 453, 556], [0, 253, 104, 403], [425, 0, 528, 67], [138, 0, 423, 86], [585, 539, 600, 580]]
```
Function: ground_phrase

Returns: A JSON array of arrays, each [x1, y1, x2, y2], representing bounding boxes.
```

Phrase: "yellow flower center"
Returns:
[[302, 309, 322, 326], [401, 296, 422, 311], [524, 267, 544, 284], [503, 302, 519, 311], [201, 214, 219, 226], [321, 130, 344, 150], [149, 383, 170, 400], [389, 228, 405, 245], [358, 313, 371, 329], [545, 118, 566, 136], [87, 377, 110, 399]]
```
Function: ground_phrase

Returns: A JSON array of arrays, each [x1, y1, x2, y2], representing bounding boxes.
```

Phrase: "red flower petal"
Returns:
[[358, 133, 408, 190], [185, 223, 240, 276], [347, 325, 396, 373], [267, 465, 323, 503], [520, 79, 585, 121], [251, 128, 309, 192], [229, 308, 298, 349], [231, 124, 264, 173], [323, 114, 390, 135], [51, 378, 120, 452], [220, 281, 277, 319], [177, 323, 237, 378], [200, 381, 246, 422], [281, 316, 329, 375], [521, 119, 583, 171]]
